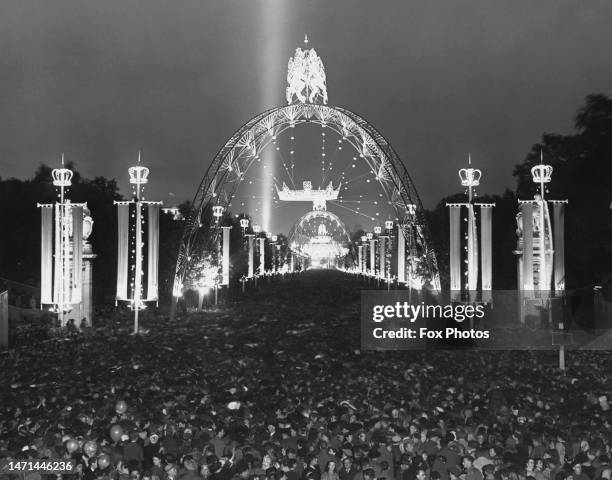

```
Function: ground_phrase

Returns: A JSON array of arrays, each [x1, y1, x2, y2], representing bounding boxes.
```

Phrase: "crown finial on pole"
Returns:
[[304, 34, 309, 45], [458, 154, 481, 203]]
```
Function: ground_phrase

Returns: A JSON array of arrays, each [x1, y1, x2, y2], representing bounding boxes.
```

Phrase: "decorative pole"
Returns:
[[39, 156, 85, 327], [271, 235, 278, 273], [252, 224, 260, 286], [367, 232, 375, 277], [405, 204, 417, 301], [221, 226, 231, 286], [115, 154, 161, 334], [131, 159, 145, 334], [385, 220, 394, 282], [257, 227, 265, 275], [447, 155, 493, 302], [357, 243, 364, 274], [515, 152, 567, 368], [360, 235, 367, 274]]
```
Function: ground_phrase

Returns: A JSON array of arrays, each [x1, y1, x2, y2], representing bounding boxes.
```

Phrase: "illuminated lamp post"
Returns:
[[403, 204, 417, 301], [271, 235, 278, 274], [366, 232, 375, 278], [212, 205, 224, 224], [374, 226, 383, 285], [253, 224, 264, 281], [359, 235, 367, 274], [240, 217, 249, 235]]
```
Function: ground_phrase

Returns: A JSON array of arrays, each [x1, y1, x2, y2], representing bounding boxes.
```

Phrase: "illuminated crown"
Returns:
[[531, 164, 553, 184], [129, 166, 149, 185], [373, 226, 382, 235], [458, 168, 481, 187], [212, 205, 224, 220], [52, 167, 73, 187]]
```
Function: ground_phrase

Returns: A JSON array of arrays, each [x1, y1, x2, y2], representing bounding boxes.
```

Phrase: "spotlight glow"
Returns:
[[258, 0, 288, 232]]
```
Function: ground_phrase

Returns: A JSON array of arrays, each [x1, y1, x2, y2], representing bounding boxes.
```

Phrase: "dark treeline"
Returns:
[[1, 94, 611, 299]]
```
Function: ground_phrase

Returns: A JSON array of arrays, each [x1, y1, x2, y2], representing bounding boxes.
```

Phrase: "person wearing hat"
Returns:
[[338, 457, 358, 480]]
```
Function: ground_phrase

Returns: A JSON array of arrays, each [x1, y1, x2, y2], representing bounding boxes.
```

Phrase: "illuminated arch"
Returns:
[[173, 103, 440, 293]]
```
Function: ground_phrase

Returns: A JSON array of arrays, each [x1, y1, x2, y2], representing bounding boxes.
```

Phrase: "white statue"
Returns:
[[286, 39, 328, 105]]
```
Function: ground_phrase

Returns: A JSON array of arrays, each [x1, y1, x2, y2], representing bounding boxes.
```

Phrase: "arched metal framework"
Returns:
[[173, 103, 440, 293]]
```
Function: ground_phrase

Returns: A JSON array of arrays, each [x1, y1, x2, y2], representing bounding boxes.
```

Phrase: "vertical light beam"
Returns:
[[259, 0, 288, 233]]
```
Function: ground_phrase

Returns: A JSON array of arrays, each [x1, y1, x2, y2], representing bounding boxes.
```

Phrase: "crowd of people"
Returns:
[[1, 271, 612, 480]]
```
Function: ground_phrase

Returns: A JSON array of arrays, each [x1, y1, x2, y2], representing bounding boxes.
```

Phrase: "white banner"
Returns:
[[40, 206, 54, 305], [146, 203, 160, 301], [521, 203, 534, 290], [116, 203, 130, 301], [449, 206, 461, 294], [71, 205, 83, 304], [553, 202, 566, 292]]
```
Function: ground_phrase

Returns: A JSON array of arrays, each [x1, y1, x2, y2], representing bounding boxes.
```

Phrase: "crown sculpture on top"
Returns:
[[287, 35, 328, 105]]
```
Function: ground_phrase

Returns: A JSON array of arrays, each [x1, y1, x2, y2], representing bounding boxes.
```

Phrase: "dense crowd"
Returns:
[[1, 271, 612, 480]]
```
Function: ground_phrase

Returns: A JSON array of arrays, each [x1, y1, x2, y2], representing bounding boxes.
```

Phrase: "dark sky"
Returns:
[[2, 0, 612, 232]]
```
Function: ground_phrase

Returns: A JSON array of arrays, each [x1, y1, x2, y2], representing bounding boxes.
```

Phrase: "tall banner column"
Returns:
[[40, 205, 54, 305], [146, 204, 160, 302], [379, 237, 385, 278], [397, 225, 406, 284], [449, 205, 461, 299], [466, 204, 479, 293], [222, 226, 231, 286], [369, 239, 376, 276], [116, 202, 130, 302], [552, 201, 567, 292], [358, 245, 363, 273], [480, 205, 493, 303], [259, 238, 265, 274], [521, 202, 534, 291], [248, 236, 255, 277], [71, 205, 83, 305]]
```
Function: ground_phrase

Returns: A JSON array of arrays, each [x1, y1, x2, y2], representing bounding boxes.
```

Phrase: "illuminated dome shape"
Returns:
[[288, 210, 350, 268]]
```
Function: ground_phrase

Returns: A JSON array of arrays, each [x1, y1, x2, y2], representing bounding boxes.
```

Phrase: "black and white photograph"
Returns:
[[1, 1, 612, 480]]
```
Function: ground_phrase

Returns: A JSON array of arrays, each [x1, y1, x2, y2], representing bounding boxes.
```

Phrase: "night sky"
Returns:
[[2, 0, 612, 233]]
